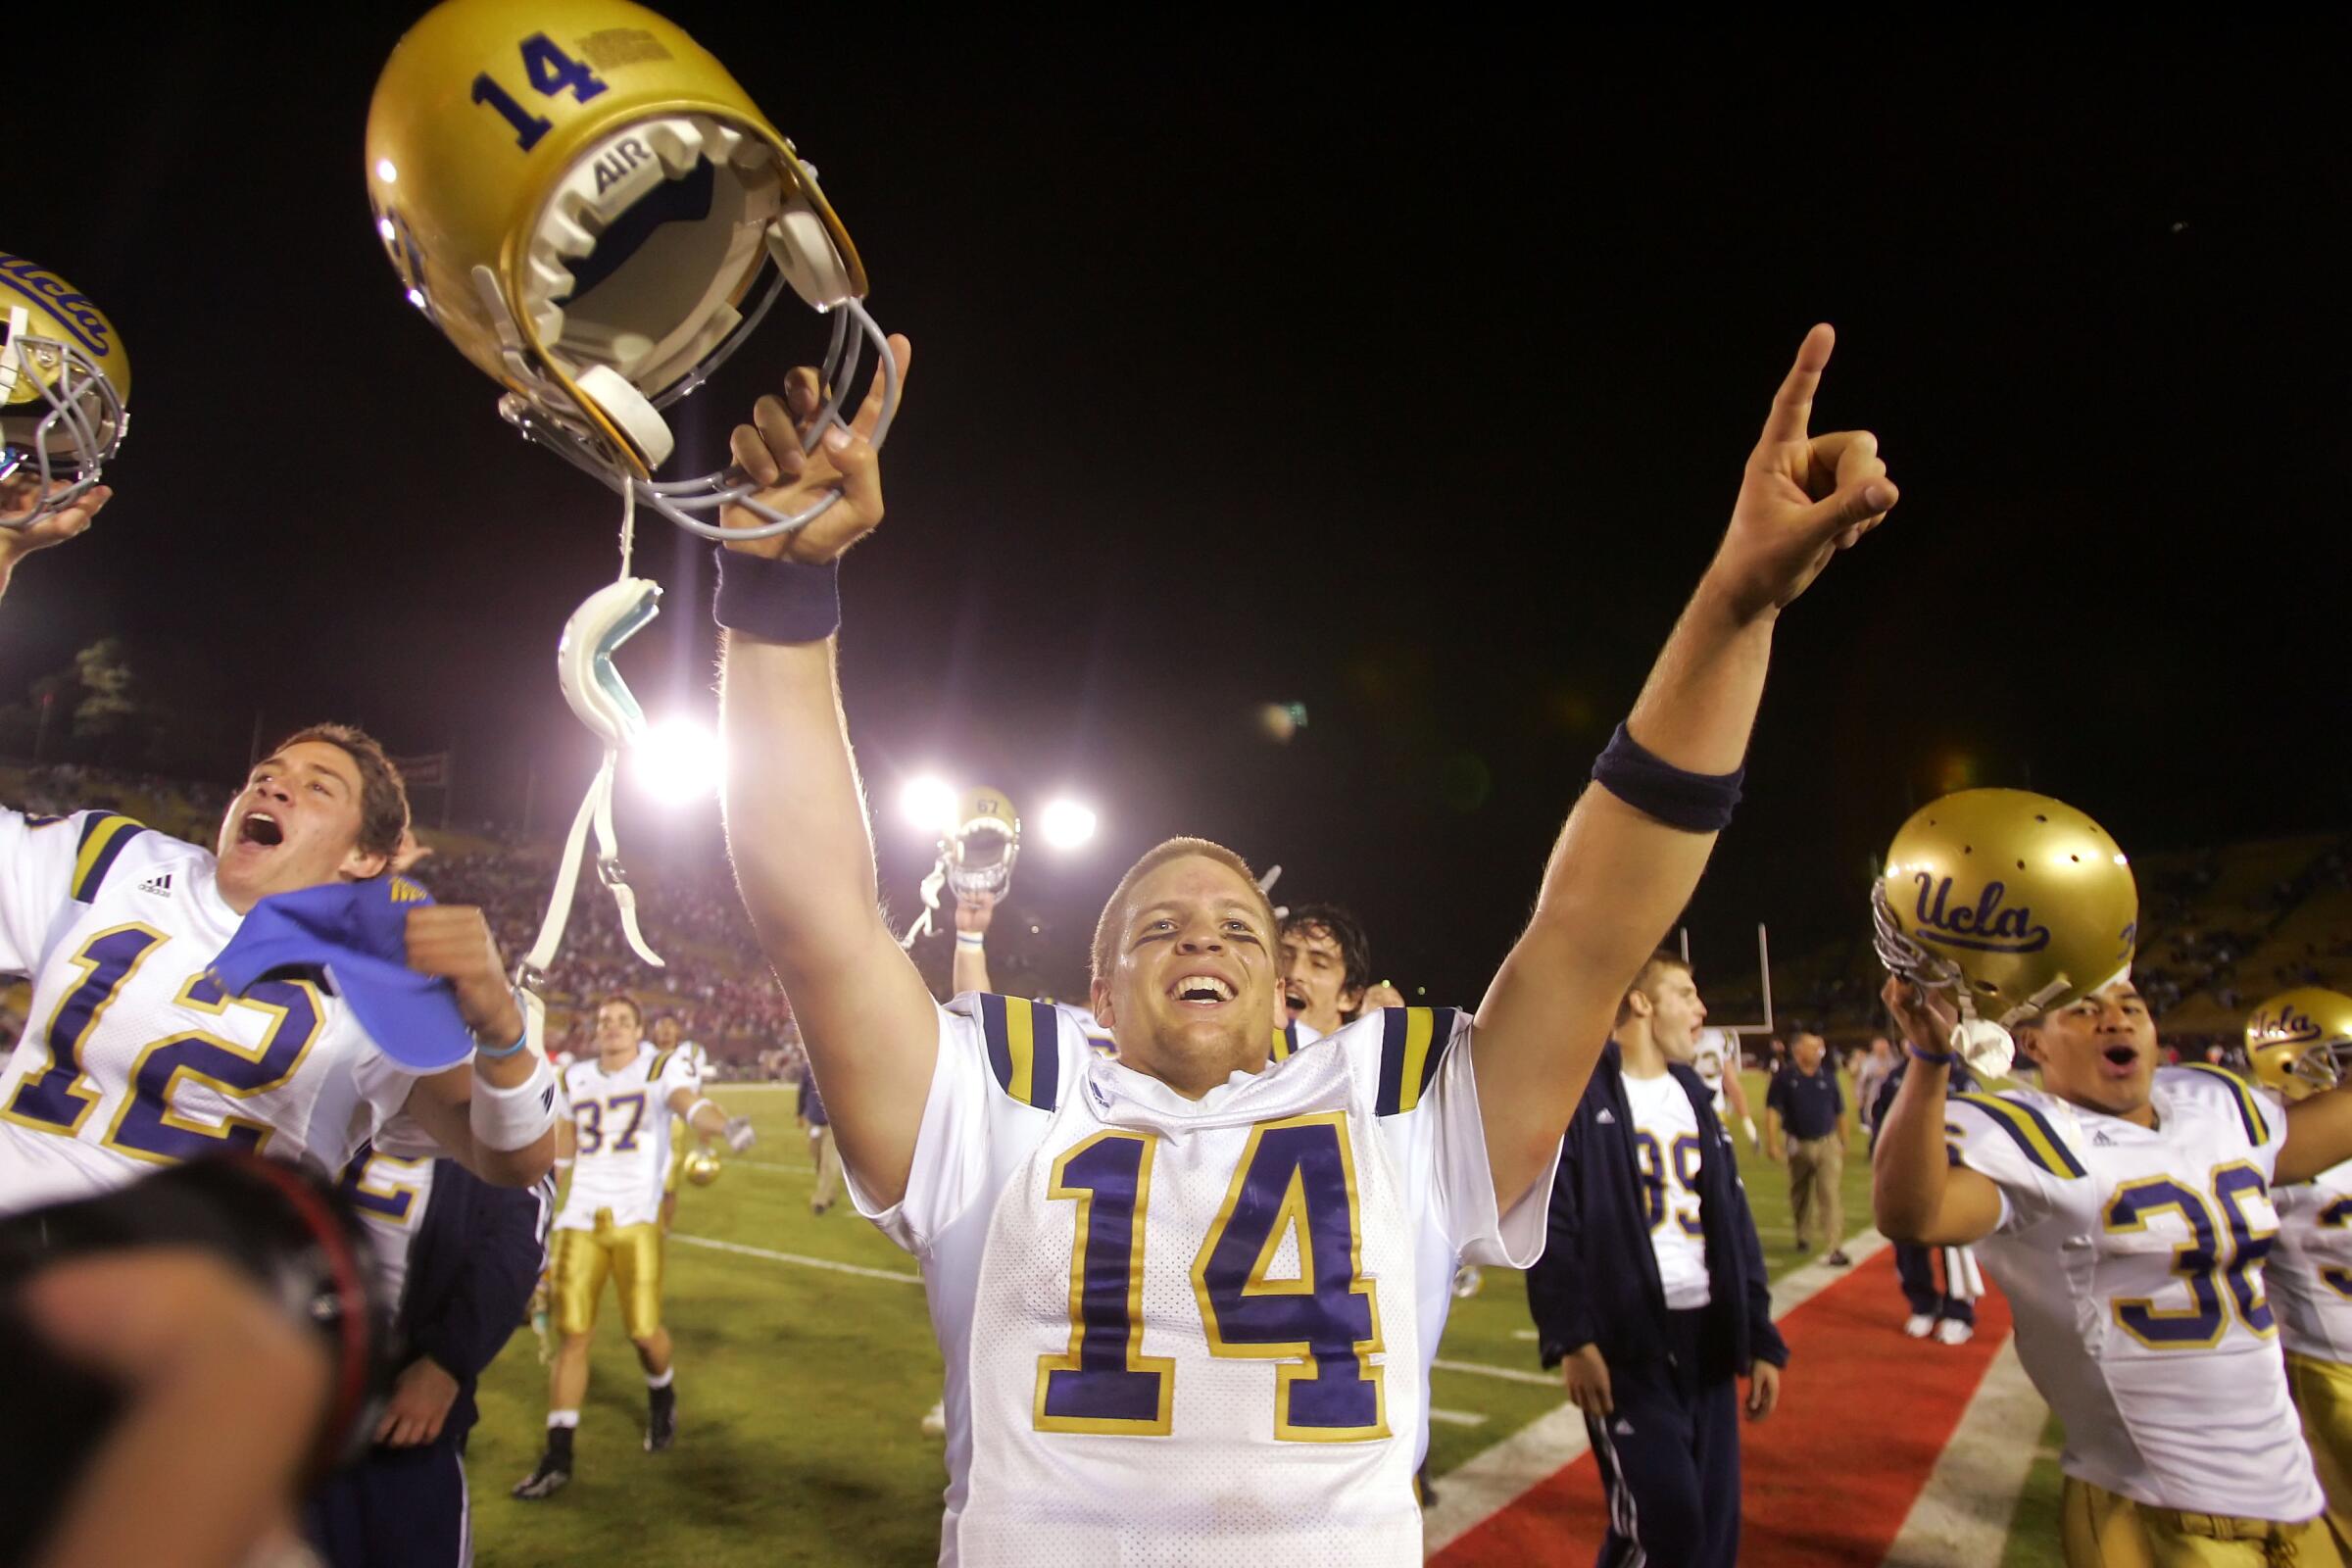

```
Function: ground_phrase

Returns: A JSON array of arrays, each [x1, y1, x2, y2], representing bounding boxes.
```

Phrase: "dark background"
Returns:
[[7, 15, 2345, 1004]]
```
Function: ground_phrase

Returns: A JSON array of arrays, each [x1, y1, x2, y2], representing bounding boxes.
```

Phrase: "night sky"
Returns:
[[7, 16, 2344, 1006]]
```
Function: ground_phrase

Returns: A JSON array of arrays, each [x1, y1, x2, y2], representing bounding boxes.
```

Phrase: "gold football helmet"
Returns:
[[1, 252, 128, 528], [1873, 789, 2138, 1071], [945, 787, 1020, 902], [2247, 988, 2352, 1102], [680, 1147, 722, 1187], [365, 0, 897, 540]]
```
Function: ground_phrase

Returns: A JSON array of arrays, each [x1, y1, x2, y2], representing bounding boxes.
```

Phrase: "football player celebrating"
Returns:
[[514, 993, 754, 1499], [1691, 1025, 1760, 1147], [714, 322, 1893, 1563], [0, 724, 557, 1216], [1874, 793, 2352, 1566], [2248, 988, 2352, 1550]]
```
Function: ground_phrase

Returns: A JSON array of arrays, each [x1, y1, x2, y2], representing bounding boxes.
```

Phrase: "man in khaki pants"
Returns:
[[1766, 1030, 1851, 1266]]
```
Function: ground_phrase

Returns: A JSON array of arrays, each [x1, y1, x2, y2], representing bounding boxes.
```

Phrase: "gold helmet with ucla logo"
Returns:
[[1872, 789, 2138, 1073], [365, 0, 897, 541], [1, 252, 128, 528], [2247, 987, 2352, 1102], [945, 787, 1020, 902], [680, 1146, 722, 1187]]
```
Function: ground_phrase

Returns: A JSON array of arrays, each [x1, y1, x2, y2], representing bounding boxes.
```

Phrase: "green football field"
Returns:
[[466, 1071, 2061, 1565]]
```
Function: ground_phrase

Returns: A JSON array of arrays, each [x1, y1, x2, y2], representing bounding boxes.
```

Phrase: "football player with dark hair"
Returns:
[[1277, 903, 1374, 1040], [716, 321, 1894, 1563], [1876, 793, 2352, 1566], [1527, 948, 1785, 1568], [514, 994, 754, 1499], [0, 586, 552, 1217]]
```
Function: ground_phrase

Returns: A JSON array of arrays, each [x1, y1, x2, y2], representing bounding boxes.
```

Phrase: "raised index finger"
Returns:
[[1758, 323, 1837, 448]]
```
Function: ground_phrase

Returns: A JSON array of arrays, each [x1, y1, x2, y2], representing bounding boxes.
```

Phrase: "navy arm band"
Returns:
[[712, 549, 841, 644], [1589, 722, 1743, 832]]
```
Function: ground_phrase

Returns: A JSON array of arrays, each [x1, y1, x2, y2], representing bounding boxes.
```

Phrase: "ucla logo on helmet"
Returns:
[[0, 253, 114, 359], [1910, 873, 2051, 955], [2254, 1004, 2322, 1046]]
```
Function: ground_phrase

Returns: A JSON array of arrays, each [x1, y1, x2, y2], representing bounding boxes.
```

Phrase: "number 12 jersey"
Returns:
[[857, 995, 1548, 1568]]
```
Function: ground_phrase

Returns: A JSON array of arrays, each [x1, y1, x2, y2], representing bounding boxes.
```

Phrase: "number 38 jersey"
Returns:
[[555, 1044, 698, 1231], [0, 808, 422, 1217], [855, 994, 1549, 1568], [1951, 1065, 2323, 1522]]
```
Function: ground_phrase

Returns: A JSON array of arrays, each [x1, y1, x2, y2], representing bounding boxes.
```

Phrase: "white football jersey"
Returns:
[[0, 808, 422, 1216], [1621, 1069, 1710, 1309], [854, 995, 1547, 1568], [1951, 1066, 2322, 1521], [2260, 1106, 2352, 1363], [556, 1044, 699, 1231], [339, 1115, 442, 1307]]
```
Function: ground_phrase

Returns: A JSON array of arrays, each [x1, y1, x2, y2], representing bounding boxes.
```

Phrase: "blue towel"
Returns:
[[210, 874, 477, 1071]]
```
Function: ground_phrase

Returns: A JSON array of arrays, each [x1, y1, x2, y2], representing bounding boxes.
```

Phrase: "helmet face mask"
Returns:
[[366, 0, 897, 542], [1873, 789, 2139, 1074], [1, 253, 128, 528], [945, 789, 1020, 903], [2247, 988, 2352, 1103]]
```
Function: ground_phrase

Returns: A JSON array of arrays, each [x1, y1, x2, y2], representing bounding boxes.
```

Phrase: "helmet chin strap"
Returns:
[[516, 487, 667, 1051]]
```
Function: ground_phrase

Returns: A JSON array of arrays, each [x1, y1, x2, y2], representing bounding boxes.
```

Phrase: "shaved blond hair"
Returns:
[[1091, 837, 1276, 986]]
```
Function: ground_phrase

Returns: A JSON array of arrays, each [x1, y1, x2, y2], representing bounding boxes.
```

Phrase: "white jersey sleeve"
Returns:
[[848, 993, 1084, 1254], [1327, 1005, 1549, 1267], [654, 1045, 703, 1107], [0, 808, 141, 976], [1945, 1089, 2080, 1235]]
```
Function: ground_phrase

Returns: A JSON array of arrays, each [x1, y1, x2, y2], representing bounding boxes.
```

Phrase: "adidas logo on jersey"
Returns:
[[138, 872, 173, 897], [1613, 1418, 1636, 1435], [1596, 1108, 1616, 1123], [2091, 1129, 2117, 1147]]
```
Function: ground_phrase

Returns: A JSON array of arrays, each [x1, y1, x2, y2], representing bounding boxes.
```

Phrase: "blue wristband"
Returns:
[[1590, 723, 1744, 832], [712, 549, 841, 643], [473, 1029, 529, 1060], [1904, 1042, 1957, 1066]]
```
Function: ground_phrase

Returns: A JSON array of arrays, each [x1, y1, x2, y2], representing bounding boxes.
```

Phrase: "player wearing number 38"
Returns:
[[1875, 793, 2352, 1566], [715, 322, 1896, 1563]]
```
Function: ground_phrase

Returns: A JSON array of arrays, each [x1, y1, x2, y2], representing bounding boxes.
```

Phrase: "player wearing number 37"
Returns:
[[716, 324, 1895, 1562]]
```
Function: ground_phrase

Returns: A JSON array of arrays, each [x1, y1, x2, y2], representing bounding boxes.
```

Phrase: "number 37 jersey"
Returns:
[[0, 808, 421, 1216], [855, 995, 1549, 1568], [554, 1045, 698, 1231], [1951, 1065, 2323, 1522]]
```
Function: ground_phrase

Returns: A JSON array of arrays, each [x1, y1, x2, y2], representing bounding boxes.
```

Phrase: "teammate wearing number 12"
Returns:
[[712, 321, 1895, 1563]]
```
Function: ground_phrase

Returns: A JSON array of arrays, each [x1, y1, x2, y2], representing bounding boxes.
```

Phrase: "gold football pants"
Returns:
[[2061, 1475, 2342, 1567], [2288, 1350, 2352, 1556], [663, 1115, 688, 1196], [550, 1212, 664, 1341]]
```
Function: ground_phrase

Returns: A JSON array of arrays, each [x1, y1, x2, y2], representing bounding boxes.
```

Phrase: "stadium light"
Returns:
[[900, 774, 958, 836], [1039, 798, 1099, 851], [630, 717, 724, 802]]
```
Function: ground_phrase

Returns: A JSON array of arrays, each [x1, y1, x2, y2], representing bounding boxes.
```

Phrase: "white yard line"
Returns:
[[1422, 1229, 1892, 1555], [1431, 1358, 1559, 1389], [671, 1232, 922, 1286], [1879, 1339, 2044, 1567], [1429, 1407, 1489, 1428]]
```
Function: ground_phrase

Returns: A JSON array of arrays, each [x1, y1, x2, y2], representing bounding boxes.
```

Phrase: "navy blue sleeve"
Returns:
[[410, 1163, 552, 1383], [1833, 1073, 1845, 1118], [1522, 1118, 1592, 1367], [1764, 1070, 1787, 1117]]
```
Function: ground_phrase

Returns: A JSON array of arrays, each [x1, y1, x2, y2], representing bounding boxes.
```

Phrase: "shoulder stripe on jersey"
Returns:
[[1377, 1006, 1459, 1116], [978, 994, 1059, 1110], [651, 1049, 675, 1081], [72, 813, 147, 903], [388, 874, 430, 905], [2180, 1063, 2271, 1146], [1953, 1092, 2087, 1179], [1270, 1020, 1300, 1062]]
